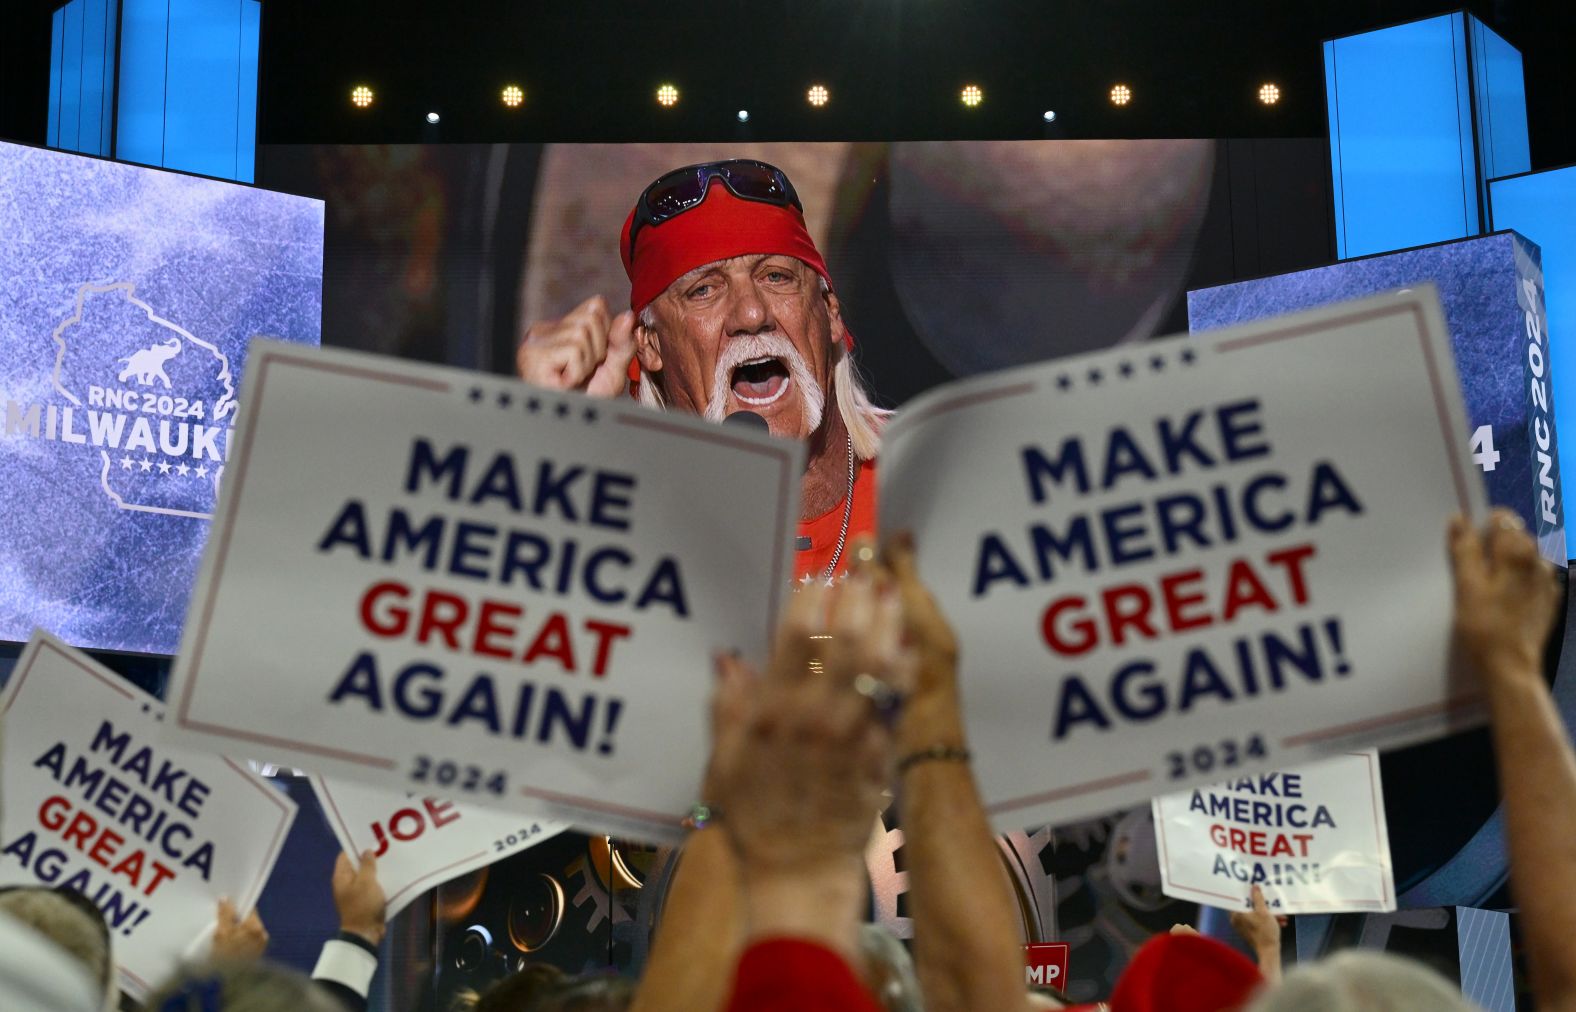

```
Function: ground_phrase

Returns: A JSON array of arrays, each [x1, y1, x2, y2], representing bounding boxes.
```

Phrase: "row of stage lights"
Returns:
[[350, 81, 1287, 118]]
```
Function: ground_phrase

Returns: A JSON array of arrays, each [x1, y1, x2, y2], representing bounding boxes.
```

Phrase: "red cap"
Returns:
[[1074, 934, 1261, 1012], [621, 179, 834, 313]]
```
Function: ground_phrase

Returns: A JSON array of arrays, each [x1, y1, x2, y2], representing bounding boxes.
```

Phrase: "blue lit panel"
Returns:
[[46, 8, 63, 148], [1189, 232, 1565, 565], [115, 0, 169, 168], [1470, 17, 1530, 183], [1492, 167, 1576, 513], [46, 0, 117, 157], [58, 1, 83, 151], [115, 0, 261, 183], [77, 0, 109, 156], [0, 140, 324, 653], [237, 0, 260, 183], [1324, 14, 1478, 259]]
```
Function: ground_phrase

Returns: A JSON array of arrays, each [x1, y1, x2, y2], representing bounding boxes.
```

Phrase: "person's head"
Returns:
[[1107, 932, 1264, 1012], [0, 910, 102, 1012], [526, 974, 634, 1012], [622, 160, 886, 455], [1248, 950, 1477, 1011], [145, 960, 346, 1012], [0, 886, 114, 1006], [474, 962, 565, 1012]]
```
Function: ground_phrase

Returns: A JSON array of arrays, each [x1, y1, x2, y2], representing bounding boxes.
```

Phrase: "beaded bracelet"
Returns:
[[898, 745, 972, 774]]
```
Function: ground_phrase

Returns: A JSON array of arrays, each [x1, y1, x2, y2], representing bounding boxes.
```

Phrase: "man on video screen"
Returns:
[[515, 160, 887, 582]]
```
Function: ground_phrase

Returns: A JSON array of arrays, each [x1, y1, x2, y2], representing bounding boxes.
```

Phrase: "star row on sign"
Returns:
[[1054, 346, 1198, 391], [118, 455, 214, 478], [467, 386, 599, 423]]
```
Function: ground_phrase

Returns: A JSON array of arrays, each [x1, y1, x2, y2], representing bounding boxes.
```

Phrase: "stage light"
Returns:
[[350, 85, 374, 109], [1110, 83, 1132, 106], [1258, 82, 1281, 105], [502, 85, 524, 108], [425, 111, 440, 124], [737, 109, 749, 122], [1043, 110, 1057, 122], [656, 83, 679, 107], [807, 84, 830, 107], [961, 84, 983, 107]]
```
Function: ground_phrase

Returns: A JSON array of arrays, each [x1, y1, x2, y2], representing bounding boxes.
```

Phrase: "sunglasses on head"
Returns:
[[627, 159, 802, 256]]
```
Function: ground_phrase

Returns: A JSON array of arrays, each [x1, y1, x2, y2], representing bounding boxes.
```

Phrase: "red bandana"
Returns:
[[620, 180, 834, 313]]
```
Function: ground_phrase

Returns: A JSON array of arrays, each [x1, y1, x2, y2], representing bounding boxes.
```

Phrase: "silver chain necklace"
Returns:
[[821, 434, 856, 581]]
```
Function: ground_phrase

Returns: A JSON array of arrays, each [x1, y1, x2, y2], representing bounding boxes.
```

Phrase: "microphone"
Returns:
[[723, 410, 770, 434]]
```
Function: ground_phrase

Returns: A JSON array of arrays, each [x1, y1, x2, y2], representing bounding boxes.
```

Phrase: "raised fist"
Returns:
[[516, 295, 638, 399]]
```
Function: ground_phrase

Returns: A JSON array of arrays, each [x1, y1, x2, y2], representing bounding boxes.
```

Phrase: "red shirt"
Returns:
[[725, 939, 883, 1012], [795, 458, 878, 582]]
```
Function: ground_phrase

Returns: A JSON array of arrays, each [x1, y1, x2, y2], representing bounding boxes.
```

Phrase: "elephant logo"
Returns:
[[117, 338, 182, 388], [37, 281, 241, 521]]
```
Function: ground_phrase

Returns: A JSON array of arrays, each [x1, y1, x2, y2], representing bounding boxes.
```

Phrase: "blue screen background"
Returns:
[[0, 142, 323, 654]]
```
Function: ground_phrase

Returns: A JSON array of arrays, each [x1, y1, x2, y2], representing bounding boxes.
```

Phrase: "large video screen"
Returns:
[[0, 141, 323, 655], [256, 139, 1346, 1004]]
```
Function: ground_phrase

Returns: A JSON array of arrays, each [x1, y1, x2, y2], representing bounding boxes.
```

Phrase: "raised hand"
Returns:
[[212, 897, 269, 961], [332, 850, 388, 947], [516, 295, 638, 399]]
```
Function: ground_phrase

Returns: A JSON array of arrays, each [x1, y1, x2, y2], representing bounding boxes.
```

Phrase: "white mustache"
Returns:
[[705, 334, 825, 431]]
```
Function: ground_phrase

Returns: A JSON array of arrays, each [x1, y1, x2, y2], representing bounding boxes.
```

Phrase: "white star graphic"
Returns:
[[799, 573, 818, 585], [176, 463, 190, 476], [138, 459, 152, 472], [195, 466, 208, 478], [119, 456, 133, 470], [157, 461, 171, 474]]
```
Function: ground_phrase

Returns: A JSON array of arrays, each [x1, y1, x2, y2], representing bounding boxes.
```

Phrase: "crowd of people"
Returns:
[[0, 513, 1567, 1011], [2, 159, 1571, 1011]]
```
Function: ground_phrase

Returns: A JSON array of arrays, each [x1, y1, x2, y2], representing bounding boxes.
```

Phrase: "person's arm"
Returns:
[[626, 826, 743, 1012], [311, 850, 387, 1012], [1450, 511, 1572, 1010], [887, 535, 1034, 1012], [1228, 885, 1286, 986], [711, 571, 905, 1009]]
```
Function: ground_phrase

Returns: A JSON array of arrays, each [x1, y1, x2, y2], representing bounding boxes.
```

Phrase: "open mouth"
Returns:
[[731, 356, 792, 406]]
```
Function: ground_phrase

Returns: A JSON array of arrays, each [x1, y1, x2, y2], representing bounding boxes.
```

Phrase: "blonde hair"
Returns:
[[636, 277, 889, 460], [145, 960, 345, 1012], [0, 889, 113, 1005], [1248, 951, 1478, 1012]]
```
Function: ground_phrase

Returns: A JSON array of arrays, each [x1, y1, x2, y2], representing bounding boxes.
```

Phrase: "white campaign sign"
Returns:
[[0, 632, 296, 999], [165, 340, 801, 844], [1151, 750, 1396, 913], [309, 776, 570, 918], [879, 288, 1485, 831]]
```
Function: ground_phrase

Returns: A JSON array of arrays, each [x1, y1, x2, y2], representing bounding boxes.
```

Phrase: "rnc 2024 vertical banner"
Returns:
[[880, 288, 1485, 830]]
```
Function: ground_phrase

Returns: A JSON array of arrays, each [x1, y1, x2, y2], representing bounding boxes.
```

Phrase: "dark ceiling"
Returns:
[[3, 0, 1575, 166]]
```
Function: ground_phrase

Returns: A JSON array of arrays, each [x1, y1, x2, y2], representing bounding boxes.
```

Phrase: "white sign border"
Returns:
[[885, 295, 1481, 826], [170, 345, 801, 836], [2, 631, 296, 996], [1152, 750, 1396, 913]]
